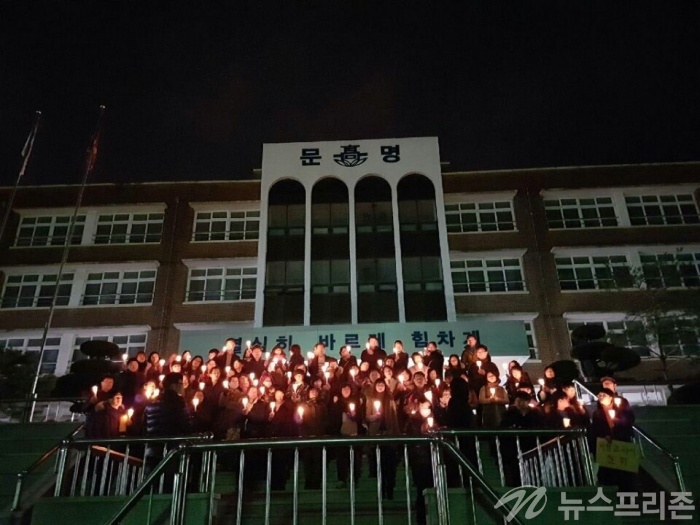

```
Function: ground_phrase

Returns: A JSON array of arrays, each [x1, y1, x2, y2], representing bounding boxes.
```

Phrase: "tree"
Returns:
[[52, 340, 122, 397], [570, 325, 642, 381], [622, 251, 700, 382]]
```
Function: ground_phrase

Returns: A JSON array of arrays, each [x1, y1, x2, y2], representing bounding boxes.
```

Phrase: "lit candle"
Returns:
[[201, 365, 207, 373], [223, 380, 229, 390], [270, 401, 276, 411], [346, 345, 352, 353], [502, 362, 509, 371], [393, 346, 399, 354], [377, 359, 383, 368], [614, 397, 622, 407], [365, 342, 370, 350], [324, 371, 330, 380], [122, 352, 128, 363], [260, 386, 266, 395], [408, 358, 414, 368], [425, 391, 433, 403], [538, 378, 545, 387], [265, 352, 270, 359], [286, 371, 292, 379], [119, 415, 128, 433], [91, 385, 98, 397], [322, 362, 329, 371], [249, 373, 255, 381], [158, 374, 165, 383], [374, 400, 381, 413], [242, 397, 249, 408], [127, 408, 134, 420], [253, 379, 259, 386], [199, 382, 205, 391], [307, 351, 314, 360], [489, 387, 496, 396], [423, 346, 427, 355], [225, 365, 231, 374], [246, 340, 251, 349], [175, 355, 181, 362], [399, 373, 406, 383], [192, 397, 199, 411], [427, 416, 434, 428], [152, 388, 159, 398], [608, 409, 616, 419], [349, 402, 356, 414], [350, 369, 357, 378], [159, 358, 165, 367], [297, 406, 304, 418], [435, 379, 441, 388], [476, 360, 482, 369], [563, 417, 571, 428]]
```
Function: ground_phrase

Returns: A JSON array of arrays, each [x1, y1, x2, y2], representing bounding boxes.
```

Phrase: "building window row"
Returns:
[[192, 210, 260, 242], [16, 215, 86, 247], [0, 266, 158, 309], [542, 188, 699, 230], [0, 336, 61, 374], [451, 257, 526, 293], [555, 247, 700, 291], [185, 267, 257, 302], [445, 201, 516, 233], [567, 317, 700, 359]]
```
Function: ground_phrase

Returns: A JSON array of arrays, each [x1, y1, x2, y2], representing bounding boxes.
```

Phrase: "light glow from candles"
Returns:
[[127, 408, 134, 420], [270, 401, 276, 411], [159, 374, 165, 383], [349, 402, 356, 413], [153, 388, 160, 397], [435, 379, 441, 388], [345, 345, 352, 353], [377, 360, 383, 368], [393, 346, 399, 354], [253, 379, 259, 386], [427, 416, 434, 427], [225, 366, 231, 374], [159, 359, 165, 367], [122, 352, 128, 363], [246, 340, 251, 349], [489, 387, 496, 396], [563, 417, 571, 428], [608, 409, 616, 419], [307, 351, 314, 359], [374, 400, 381, 412], [476, 360, 482, 368], [242, 397, 249, 408], [260, 386, 265, 395], [91, 385, 98, 396], [365, 342, 370, 350], [192, 397, 199, 410], [223, 380, 229, 390], [502, 362, 509, 371], [614, 397, 622, 407], [425, 391, 433, 403], [297, 406, 304, 418], [175, 355, 181, 362], [199, 382, 205, 390], [538, 378, 545, 387]]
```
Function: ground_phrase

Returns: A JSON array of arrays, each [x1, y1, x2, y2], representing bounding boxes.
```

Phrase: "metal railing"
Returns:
[[0, 396, 85, 424], [573, 380, 686, 492], [53, 433, 214, 499], [10, 424, 85, 514]]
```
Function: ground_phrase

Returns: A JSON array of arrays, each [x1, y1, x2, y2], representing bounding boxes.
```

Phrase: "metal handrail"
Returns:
[[10, 423, 84, 513], [573, 379, 686, 492], [105, 434, 513, 525]]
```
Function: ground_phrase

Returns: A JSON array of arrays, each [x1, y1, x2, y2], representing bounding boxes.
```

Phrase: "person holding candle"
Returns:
[[338, 344, 358, 376], [500, 392, 545, 486], [145, 351, 163, 381], [504, 364, 531, 403], [467, 345, 491, 397], [215, 337, 239, 370], [361, 336, 387, 371], [307, 341, 327, 379], [391, 340, 409, 374], [404, 399, 435, 525], [268, 389, 296, 490], [600, 376, 632, 411], [242, 344, 266, 379], [117, 358, 144, 407], [286, 369, 308, 403], [536, 366, 558, 404], [460, 333, 480, 368], [299, 387, 328, 489], [80, 375, 115, 438], [589, 387, 636, 490], [329, 383, 362, 488], [364, 379, 400, 499], [423, 341, 445, 380], [478, 371, 509, 431], [444, 354, 466, 382]]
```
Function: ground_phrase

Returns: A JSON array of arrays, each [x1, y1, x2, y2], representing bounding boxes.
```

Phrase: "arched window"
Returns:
[[397, 174, 446, 321], [264, 179, 305, 326], [355, 176, 399, 323], [310, 178, 351, 324]]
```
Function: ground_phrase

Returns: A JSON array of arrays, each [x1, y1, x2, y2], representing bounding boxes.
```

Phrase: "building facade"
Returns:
[[0, 137, 698, 380]]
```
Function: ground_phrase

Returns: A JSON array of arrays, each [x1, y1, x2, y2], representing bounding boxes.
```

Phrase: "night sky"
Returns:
[[1, 1, 699, 186]]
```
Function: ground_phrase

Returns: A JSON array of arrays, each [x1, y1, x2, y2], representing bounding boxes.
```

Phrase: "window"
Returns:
[[192, 210, 260, 241], [445, 201, 515, 232], [1, 273, 74, 309], [82, 270, 156, 305], [72, 333, 148, 364], [399, 200, 438, 232], [265, 260, 304, 290], [267, 204, 305, 237], [311, 203, 349, 235], [626, 194, 700, 226], [524, 322, 539, 360], [311, 260, 350, 294], [357, 258, 397, 293], [451, 258, 525, 293], [94, 212, 163, 244], [567, 318, 700, 359], [15, 215, 85, 247], [544, 197, 618, 229], [0, 337, 61, 374], [355, 201, 393, 233], [640, 252, 700, 289], [555, 255, 633, 290], [186, 267, 256, 302], [403, 256, 443, 291]]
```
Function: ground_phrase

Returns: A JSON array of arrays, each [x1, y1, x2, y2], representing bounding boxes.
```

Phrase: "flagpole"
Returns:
[[27, 106, 105, 422], [0, 111, 41, 245]]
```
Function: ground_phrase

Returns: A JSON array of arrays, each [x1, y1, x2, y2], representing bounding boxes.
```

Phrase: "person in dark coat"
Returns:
[[391, 340, 410, 375], [242, 345, 267, 380], [444, 378, 478, 471], [589, 388, 636, 491], [82, 375, 115, 438], [299, 387, 328, 489], [268, 389, 296, 490], [423, 341, 445, 380], [500, 392, 545, 486], [460, 334, 480, 368], [360, 336, 387, 371]]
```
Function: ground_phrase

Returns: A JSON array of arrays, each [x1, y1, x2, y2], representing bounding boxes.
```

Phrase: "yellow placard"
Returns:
[[596, 438, 640, 473]]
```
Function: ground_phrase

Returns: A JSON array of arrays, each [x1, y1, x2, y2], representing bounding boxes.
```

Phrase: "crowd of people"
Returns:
[[80, 334, 636, 523]]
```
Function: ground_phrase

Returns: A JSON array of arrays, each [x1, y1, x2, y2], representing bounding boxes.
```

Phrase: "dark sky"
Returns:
[[1, 1, 699, 186]]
